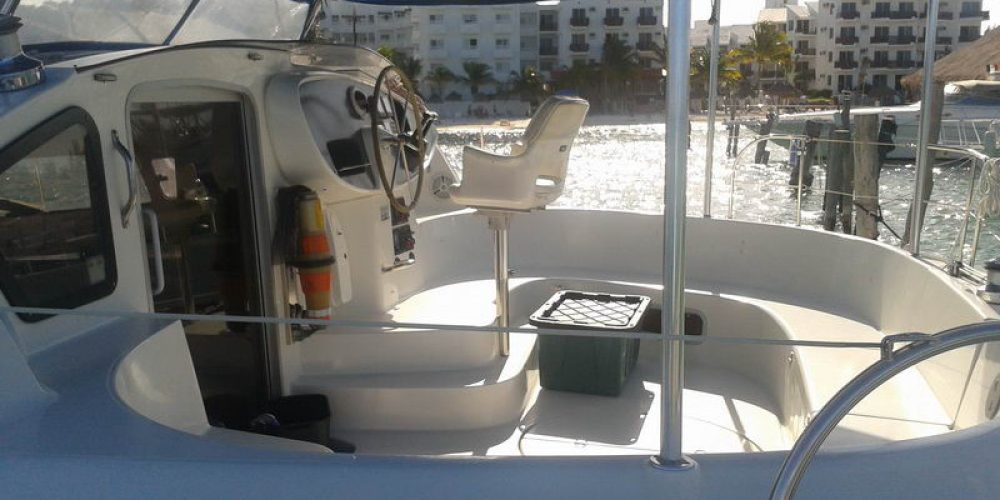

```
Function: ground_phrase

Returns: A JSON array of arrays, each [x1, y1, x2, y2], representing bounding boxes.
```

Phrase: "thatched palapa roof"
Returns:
[[902, 27, 1000, 93]]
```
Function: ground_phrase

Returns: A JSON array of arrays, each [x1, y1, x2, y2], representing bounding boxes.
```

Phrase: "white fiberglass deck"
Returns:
[[303, 278, 953, 457], [334, 345, 788, 456]]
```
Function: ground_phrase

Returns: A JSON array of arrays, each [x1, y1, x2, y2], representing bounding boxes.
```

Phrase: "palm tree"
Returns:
[[599, 36, 639, 112], [377, 46, 423, 89], [731, 21, 793, 92], [688, 46, 745, 99], [425, 66, 455, 100], [554, 62, 597, 98], [392, 52, 423, 89], [461, 61, 494, 98], [509, 67, 548, 106]]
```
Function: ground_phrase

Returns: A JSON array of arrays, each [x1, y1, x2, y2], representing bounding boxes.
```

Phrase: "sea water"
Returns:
[[438, 121, 1000, 269]]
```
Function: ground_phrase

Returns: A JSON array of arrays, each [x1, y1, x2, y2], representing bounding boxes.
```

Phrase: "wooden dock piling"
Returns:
[[754, 112, 775, 164], [854, 114, 881, 239], [823, 129, 853, 232], [789, 120, 821, 188], [727, 122, 740, 158], [726, 106, 739, 158]]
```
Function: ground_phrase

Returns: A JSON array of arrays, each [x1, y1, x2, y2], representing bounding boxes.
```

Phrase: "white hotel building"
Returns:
[[319, 0, 666, 99], [760, 0, 987, 94]]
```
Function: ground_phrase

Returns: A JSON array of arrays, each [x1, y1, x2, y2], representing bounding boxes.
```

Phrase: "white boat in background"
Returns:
[[765, 80, 1000, 161], [3, 1, 1000, 499]]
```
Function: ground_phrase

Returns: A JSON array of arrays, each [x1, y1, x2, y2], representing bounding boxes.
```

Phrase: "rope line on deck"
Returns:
[[0, 305, 886, 350]]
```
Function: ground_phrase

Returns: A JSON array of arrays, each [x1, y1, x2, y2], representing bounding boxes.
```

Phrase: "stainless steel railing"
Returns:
[[769, 321, 1000, 499], [724, 133, 995, 270]]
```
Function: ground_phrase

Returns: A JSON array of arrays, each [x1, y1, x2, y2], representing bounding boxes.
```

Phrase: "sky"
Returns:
[[689, 0, 1000, 29]]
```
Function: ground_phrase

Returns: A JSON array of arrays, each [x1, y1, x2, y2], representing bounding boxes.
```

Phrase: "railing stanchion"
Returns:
[[652, 0, 692, 470], [703, 0, 721, 218], [795, 138, 804, 226], [907, 0, 941, 256]]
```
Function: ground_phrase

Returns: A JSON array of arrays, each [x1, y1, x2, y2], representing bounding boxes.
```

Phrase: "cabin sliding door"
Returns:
[[130, 101, 272, 415]]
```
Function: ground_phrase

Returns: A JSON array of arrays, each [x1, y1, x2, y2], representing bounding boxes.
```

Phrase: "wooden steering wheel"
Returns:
[[369, 65, 425, 214]]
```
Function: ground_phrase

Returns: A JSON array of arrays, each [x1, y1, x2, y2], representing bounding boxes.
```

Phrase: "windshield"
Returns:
[[13, 0, 312, 46]]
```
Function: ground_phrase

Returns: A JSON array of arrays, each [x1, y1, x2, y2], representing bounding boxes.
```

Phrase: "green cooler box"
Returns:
[[529, 291, 652, 396]]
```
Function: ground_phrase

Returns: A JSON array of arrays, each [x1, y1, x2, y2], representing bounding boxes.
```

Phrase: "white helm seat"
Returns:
[[451, 96, 589, 211]]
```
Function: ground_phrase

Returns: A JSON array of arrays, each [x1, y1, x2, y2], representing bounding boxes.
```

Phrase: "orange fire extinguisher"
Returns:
[[276, 186, 335, 322]]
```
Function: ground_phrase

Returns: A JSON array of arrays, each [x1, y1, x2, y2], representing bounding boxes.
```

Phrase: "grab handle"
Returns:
[[112, 130, 137, 228], [142, 208, 165, 296]]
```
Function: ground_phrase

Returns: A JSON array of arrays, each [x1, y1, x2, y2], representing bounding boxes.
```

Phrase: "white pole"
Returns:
[[908, 0, 940, 255], [703, 0, 721, 218], [652, 0, 692, 470]]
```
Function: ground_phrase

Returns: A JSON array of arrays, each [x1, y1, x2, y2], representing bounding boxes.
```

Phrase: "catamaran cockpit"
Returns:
[[2, 0, 1000, 499]]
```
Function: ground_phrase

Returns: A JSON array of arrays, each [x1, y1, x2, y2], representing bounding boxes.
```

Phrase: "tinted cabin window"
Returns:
[[0, 108, 116, 320]]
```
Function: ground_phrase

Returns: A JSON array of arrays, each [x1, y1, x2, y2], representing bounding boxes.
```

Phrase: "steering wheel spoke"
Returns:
[[369, 65, 426, 214], [377, 127, 398, 143], [390, 145, 403, 188]]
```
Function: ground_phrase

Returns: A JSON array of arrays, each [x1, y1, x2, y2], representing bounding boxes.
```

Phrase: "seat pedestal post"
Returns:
[[488, 213, 511, 357]]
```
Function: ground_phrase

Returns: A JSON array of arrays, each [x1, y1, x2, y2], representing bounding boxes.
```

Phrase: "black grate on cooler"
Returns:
[[530, 291, 651, 331]]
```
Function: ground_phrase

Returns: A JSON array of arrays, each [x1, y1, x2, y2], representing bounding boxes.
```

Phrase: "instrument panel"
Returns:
[[300, 77, 423, 192]]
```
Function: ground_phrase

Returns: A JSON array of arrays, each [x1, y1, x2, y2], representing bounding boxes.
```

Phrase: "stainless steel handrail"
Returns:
[[112, 130, 138, 228], [943, 149, 995, 274], [769, 321, 1000, 500], [728, 134, 993, 268], [0, 304, 888, 349]]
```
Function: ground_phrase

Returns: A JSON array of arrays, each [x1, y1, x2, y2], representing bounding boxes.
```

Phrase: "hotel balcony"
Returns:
[[636, 40, 657, 52], [961, 10, 990, 19], [917, 36, 953, 45], [795, 47, 816, 56], [834, 60, 859, 69], [569, 42, 590, 53], [920, 11, 955, 20], [539, 45, 558, 56], [637, 15, 657, 26], [539, 21, 558, 32], [604, 16, 624, 27], [838, 10, 861, 20], [836, 36, 859, 45], [960, 34, 981, 42], [569, 16, 589, 27], [871, 60, 915, 69], [888, 10, 919, 19], [888, 35, 916, 45]]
